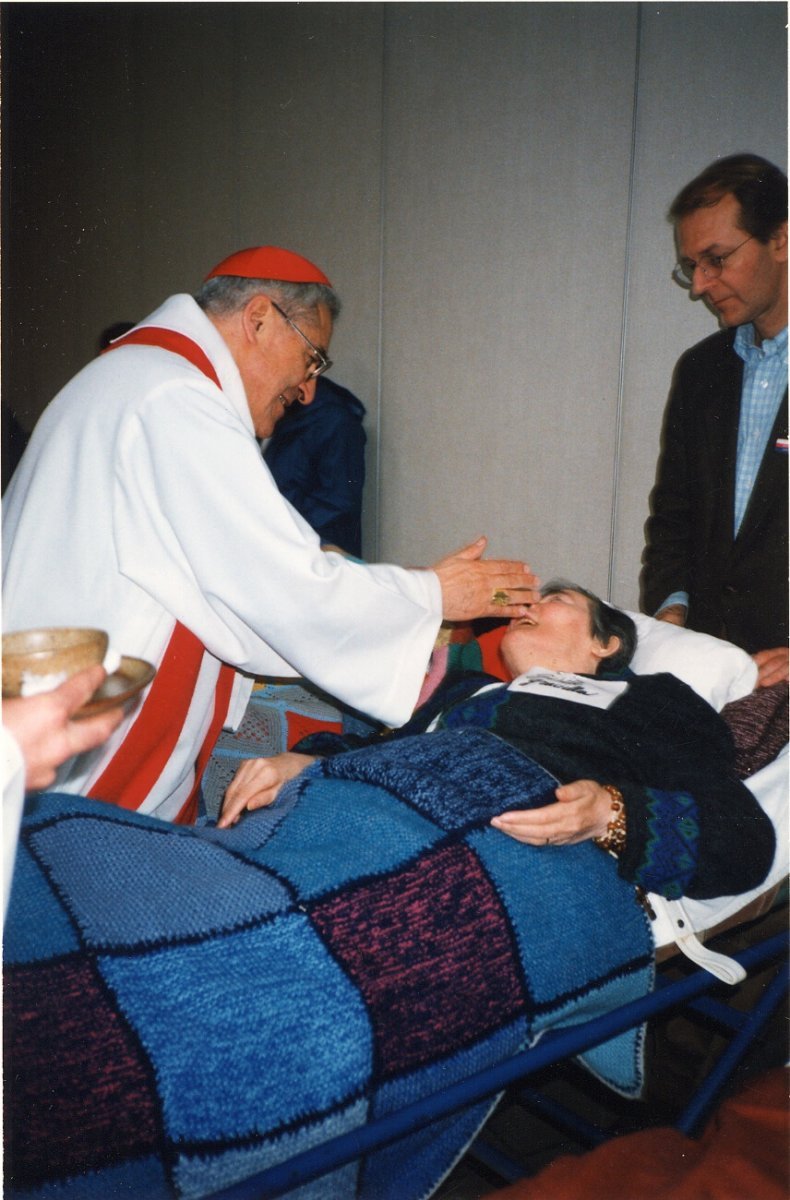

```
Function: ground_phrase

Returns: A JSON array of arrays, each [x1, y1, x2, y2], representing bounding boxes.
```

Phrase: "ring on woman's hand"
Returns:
[[491, 589, 510, 606]]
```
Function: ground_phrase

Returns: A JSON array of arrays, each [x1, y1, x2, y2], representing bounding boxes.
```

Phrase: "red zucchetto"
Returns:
[[205, 246, 332, 286]]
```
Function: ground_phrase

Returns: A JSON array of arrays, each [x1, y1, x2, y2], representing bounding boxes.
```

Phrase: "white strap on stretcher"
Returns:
[[650, 895, 747, 984]]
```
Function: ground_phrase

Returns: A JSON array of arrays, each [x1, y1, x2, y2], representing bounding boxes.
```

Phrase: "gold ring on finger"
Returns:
[[492, 589, 510, 606]]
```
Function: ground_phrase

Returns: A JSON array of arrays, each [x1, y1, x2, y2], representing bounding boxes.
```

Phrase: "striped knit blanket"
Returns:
[[5, 729, 652, 1199]]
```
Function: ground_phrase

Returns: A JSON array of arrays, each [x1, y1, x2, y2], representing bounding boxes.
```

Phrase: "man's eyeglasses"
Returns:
[[672, 235, 754, 288], [270, 300, 332, 379]]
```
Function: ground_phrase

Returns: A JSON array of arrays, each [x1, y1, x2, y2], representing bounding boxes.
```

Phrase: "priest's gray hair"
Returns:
[[195, 276, 341, 322]]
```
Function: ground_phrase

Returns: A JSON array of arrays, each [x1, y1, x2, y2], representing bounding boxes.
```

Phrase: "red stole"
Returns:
[[88, 327, 236, 823]]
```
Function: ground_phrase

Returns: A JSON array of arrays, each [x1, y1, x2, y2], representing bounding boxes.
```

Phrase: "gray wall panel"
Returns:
[[3, 2, 786, 615], [379, 3, 638, 593]]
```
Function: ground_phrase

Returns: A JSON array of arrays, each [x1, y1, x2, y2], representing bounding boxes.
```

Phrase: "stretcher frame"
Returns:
[[199, 669, 788, 1200], [202, 918, 786, 1200]]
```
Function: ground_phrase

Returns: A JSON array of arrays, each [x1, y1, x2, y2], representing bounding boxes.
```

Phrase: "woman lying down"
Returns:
[[6, 583, 777, 1200], [220, 580, 774, 902]]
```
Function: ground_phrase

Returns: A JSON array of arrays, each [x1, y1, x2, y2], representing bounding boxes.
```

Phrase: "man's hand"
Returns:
[[752, 647, 789, 688], [218, 752, 316, 828], [3, 665, 123, 791], [490, 779, 613, 846], [432, 536, 540, 621], [656, 603, 687, 627]]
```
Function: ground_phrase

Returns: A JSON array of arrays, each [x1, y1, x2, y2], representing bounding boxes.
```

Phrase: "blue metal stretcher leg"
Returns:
[[465, 1085, 611, 1185], [675, 961, 789, 1136]]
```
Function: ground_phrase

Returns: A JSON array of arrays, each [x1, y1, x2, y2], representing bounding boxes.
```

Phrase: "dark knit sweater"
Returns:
[[295, 668, 775, 901]]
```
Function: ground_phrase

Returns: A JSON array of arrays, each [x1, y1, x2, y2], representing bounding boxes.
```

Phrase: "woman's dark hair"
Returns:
[[541, 580, 637, 675], [669, 153, 787, 243]]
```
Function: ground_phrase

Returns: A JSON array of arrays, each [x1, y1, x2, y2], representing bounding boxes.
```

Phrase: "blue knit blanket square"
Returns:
[[5, 730, 652, 1199]]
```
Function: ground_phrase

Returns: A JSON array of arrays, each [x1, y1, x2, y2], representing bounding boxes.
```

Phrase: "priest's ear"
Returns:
[[241, 293, 276, 344]]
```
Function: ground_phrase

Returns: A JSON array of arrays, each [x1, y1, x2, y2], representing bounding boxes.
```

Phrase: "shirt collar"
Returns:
[[734, 322, 788, 363]]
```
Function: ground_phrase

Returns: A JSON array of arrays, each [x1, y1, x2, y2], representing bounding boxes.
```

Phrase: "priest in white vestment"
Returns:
[[3, 246, 538, 821]]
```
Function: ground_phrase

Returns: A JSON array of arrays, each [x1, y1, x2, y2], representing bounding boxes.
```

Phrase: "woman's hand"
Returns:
[[490, 779, 613, 846], [217, 752, 316, 828]]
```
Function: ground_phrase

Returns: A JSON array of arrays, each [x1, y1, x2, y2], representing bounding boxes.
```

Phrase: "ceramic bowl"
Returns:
[[2, 627, 109, 697]]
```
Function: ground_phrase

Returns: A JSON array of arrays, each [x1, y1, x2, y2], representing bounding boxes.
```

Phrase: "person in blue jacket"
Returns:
[[263, 376, 366, 556]]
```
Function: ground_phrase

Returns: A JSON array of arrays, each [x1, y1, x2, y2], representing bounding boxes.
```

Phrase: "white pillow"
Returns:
[[627, 612, 757, 711]]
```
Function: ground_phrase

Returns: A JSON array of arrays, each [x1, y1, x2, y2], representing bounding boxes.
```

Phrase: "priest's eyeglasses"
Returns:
[[271, 300, 332, 379], [672, 235, 754, 288]]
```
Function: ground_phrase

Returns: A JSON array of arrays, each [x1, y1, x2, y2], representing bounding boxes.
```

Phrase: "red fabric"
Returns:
[[477, 624, 511, 681], [88, 622, 205, 812], [173, 659, 236, 826], [102, 326, 221, 388], [487, 1068, 789, 1200], [204, 245, 331, 286], [286, 711, 343, 749], [89, 326, 235, 818]]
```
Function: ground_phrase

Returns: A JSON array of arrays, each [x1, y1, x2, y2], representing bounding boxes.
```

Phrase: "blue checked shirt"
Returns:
[[733, 323, 788, 535], [657, 322, 788, 616]]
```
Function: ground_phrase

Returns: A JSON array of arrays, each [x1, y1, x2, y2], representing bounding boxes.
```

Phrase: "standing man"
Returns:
[[641, 154, 788, 687], [2, 245, 538, 822]]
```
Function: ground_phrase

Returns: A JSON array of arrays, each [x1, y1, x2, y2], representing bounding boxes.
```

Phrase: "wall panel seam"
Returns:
[[608, 3, 643, 603], [373, 2, 389, 562]]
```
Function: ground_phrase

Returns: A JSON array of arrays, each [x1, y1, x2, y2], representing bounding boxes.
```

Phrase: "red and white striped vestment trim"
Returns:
[[88, 327, 236, 823]]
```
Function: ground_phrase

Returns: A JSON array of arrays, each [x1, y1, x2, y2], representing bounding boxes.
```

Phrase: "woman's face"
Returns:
[[500, 589, 615, 676]]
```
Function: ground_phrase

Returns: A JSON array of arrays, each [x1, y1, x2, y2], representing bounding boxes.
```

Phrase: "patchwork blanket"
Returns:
[[5, 729, 653, 1200]]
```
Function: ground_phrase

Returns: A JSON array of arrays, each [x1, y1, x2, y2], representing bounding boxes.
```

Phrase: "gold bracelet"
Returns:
[[592, 785, 627, 856]]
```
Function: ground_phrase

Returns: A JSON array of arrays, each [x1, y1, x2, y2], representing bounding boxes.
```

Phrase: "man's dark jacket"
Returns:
[[641, 328, 788, 653], [263, 378, 366, 557]]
